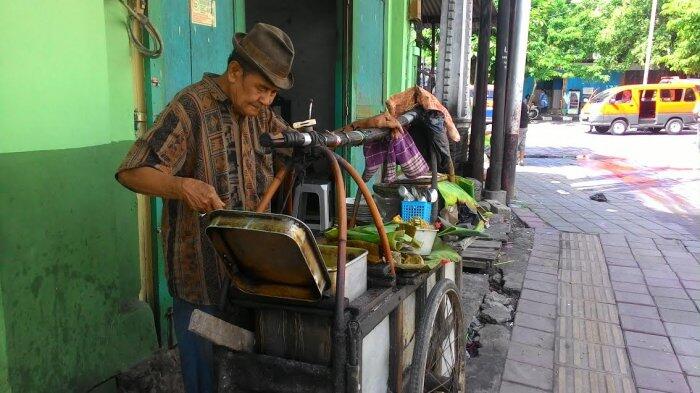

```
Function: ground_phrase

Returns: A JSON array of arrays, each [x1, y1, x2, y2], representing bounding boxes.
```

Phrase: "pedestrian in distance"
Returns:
[[518, 99, 529, 165], [538, 89, 549, 114]]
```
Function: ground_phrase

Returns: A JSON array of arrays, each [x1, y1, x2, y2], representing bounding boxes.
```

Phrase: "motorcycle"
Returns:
[[527, 103, 540, 120]]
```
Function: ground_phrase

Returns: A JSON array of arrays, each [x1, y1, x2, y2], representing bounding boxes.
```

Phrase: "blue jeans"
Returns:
[[173, 298, 219, 393]]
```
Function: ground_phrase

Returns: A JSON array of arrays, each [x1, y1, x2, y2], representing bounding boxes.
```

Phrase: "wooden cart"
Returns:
[[208, 113, 466, 393]]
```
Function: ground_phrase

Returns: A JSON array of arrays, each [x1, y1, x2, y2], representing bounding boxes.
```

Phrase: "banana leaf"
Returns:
[[454, 176, 475, 199], [325, 226, 416, 251], [437, 181, 479, 213], [424, 238, 461, 264], [398, 238, 461, 272], [438, 220, 486, 238]]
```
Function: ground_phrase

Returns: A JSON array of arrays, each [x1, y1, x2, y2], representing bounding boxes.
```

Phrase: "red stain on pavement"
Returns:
[[580, 156, 693, 215]]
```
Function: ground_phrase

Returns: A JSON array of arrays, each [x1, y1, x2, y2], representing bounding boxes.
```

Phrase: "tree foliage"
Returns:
[[524, 0, 700, 81], [596, 0, 672, 72], [526, 0, 607, 82], [658, 0, 700, 74]]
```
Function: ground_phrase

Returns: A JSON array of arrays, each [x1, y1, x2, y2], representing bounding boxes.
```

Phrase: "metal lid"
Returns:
[[205, 210, 331, 302]]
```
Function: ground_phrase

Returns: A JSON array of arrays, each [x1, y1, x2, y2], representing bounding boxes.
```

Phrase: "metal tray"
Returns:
[[205, 210, 331, 302]]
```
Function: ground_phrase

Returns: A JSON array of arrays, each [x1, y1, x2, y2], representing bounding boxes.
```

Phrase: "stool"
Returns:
[[292, 181, 332, 231]]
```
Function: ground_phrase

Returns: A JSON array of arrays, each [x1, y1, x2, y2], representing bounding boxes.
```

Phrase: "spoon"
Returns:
[[398, 186, 414, 201], [411, 187, 421, 200], [427, 189, 438, 203]]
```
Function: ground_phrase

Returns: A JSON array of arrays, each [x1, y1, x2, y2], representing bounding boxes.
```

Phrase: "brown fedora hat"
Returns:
[[233, 23, 294, 90]]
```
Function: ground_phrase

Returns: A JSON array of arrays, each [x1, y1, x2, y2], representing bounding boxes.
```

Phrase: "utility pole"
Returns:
[[643, 0, 658, 84], [466, 0, 493, 181], [485, 0, 512, 200], [502, 0, 531, 204]]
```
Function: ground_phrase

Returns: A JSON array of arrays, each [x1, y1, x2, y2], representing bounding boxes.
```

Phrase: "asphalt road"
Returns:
[[520, 121, 700, 234]]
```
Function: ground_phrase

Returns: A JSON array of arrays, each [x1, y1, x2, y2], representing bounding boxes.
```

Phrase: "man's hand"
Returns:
[[116, 167, 225, 213], [343, 112, 404, 139], [177, 178, 225, 213]]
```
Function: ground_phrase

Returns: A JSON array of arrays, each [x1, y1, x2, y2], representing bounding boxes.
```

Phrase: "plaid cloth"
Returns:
[[362, 128, 429, 182]]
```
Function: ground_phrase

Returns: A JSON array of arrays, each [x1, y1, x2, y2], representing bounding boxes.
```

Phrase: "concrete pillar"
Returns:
[[435, 0, 473, 122]]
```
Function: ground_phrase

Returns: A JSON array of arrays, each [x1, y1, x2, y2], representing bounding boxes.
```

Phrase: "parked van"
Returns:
[[579, 82, 699, 135]]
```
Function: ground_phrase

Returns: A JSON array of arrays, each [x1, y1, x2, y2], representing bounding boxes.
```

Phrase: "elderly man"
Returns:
[[117, 23, 295, 392], [116, 23, 398, 392]]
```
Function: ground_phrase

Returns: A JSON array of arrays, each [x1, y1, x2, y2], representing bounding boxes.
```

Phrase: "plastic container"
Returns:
[[414, 227, 439, 255], [401, 200, 432, 222]]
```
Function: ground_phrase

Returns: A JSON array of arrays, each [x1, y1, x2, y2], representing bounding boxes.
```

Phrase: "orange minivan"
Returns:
[[580, 82, 700, 135]]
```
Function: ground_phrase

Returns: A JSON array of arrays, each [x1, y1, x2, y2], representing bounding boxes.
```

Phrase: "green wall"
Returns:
[[384, 0, 411, 98], [0, 1, 157, 391]]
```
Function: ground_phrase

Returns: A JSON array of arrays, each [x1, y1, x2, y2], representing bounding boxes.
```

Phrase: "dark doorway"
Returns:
[[245, 0, 339, 130], [639, 89, 657, 121]]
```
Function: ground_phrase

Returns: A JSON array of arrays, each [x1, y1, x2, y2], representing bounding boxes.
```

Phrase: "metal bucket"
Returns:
[[318, 245, 368, 302]]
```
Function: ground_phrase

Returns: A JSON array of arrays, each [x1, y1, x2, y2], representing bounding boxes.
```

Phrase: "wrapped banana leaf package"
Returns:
[[324, 216, 459, 273]]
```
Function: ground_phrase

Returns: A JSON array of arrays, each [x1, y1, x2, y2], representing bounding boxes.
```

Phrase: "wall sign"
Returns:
[[191, 0, 216, 27]]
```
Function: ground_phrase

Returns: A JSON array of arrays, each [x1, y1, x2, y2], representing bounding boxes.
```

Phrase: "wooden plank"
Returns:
[[469, 239, 503, 249], [455, 260, 463, 291], [460, 249, 499, 261], [354, 282, 420, 338], [462, 259, 491, 270], [389, 303, 405, 393], [129, 7, 155, 308], [189, 309, 255, 352]]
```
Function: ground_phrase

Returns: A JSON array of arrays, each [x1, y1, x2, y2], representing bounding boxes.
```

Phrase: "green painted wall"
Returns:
[[0, 1, 157, 391], [384, 0, 411, 98], [0, 288, 8, 393]]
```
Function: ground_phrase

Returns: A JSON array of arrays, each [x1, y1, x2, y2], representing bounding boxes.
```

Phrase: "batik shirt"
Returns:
[[117, 73, 288, 305]]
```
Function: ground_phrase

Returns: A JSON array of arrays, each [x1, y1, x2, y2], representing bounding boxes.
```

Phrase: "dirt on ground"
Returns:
[[463, 216, 534, 393]]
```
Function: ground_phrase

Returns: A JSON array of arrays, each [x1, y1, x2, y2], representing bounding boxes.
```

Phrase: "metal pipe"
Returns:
[[643, 0, 658, 85], [333, 154, 396, 275], [430, 22, 436, 92], [255, 165, 290, 213], [259, 111, 421, 150], [322, 148, 347, 393], [466, 0, 492, 181], [486, 0, 512, 192], [430, 148, 439, 222], [502, 0, 531, 203]]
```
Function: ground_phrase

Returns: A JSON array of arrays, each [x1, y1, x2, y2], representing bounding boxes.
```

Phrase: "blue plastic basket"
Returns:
[[401, 201, 432, 222]]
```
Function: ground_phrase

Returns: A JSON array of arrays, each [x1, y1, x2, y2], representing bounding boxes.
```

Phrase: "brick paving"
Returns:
[[499, 151, 700, 392]]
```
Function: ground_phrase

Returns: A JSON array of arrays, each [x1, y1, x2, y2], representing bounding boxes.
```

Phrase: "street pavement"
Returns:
[[500, 122, 700, 392]]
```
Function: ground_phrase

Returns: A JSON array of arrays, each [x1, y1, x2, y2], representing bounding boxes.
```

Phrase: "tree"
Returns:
[[658, 0, 700, 74], [596, 0, 672, 72], [526, 0, 608, 96]]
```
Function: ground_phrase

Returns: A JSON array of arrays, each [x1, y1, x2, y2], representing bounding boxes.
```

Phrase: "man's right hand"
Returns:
[[177, 178, 226, 213]]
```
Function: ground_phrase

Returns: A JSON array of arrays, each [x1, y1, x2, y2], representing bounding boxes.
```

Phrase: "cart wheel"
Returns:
[[409, 279, 466, 393]]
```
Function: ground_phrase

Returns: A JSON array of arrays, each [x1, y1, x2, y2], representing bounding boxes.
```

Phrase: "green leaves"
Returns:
[[658, 0, 700, 74], [527, 0, 606, 81], [526, 0, 700, 79]]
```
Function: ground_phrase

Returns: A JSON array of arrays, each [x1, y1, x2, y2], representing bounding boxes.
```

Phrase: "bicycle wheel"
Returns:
[[409, 279, 466, 393]]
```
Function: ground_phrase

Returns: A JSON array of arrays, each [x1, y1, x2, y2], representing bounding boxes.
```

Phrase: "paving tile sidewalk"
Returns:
[[499, 157, 700, 393]]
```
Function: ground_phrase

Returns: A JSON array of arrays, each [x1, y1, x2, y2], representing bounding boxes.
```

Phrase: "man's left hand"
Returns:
[[343, 112, 403, 139]]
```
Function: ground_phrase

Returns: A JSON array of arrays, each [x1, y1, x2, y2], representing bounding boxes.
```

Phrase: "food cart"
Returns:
[[207, 110, 466, 393]]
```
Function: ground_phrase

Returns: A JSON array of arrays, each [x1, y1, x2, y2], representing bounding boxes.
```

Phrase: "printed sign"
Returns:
[[191, 0, 216, 27]]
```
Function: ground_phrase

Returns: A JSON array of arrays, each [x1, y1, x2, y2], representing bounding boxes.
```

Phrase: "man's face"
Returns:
[[227, 62, 278, 117]]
